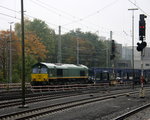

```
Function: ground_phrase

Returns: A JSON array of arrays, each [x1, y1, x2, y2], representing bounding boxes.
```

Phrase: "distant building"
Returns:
[[116, 43, 122, 59], [143, 47, 150, 60], [113, 43, 131, 68], [134, 49, 141, 61], [118, 46, 150, 69], [134, 60, 150, 69], [122, 46, 132, 60], [134, 47, 150, 69], [114, 46, 131, 68]]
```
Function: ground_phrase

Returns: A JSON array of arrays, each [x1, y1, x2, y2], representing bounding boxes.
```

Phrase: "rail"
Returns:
[[0, 82, 132, 92], [0, 91, 138, 120], [0, 83, 30, 90], [30, 83, 132, 92], [113, 103, 150, 120]]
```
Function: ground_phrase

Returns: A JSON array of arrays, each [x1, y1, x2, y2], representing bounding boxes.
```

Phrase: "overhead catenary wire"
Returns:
[[0, 5, 20, 14], [0, 3, 100, 35], [33, 0, 118, 32], [0, 12, 20, 20], [128, 0, 150, 17], [30, 0, 117, 34], [0, 5, 58, 29], [0, 5, 132, 46], [29, 0, 101, 32], [32, 0, 135, 41], [32, 0, 77, 20], [1, 0, 149, 46], [0, 0, 122, 38], [63, 0, 119, 26]]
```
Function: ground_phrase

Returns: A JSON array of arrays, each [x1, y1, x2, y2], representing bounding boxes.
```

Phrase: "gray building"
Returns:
[[122, 46, 132, 61], [134, 47, 150, 69], [119, 46, 150, 69], [114, 44, 131, 68]]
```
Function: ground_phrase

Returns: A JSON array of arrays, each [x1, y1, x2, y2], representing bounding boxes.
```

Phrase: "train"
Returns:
[[31, 62, 150, 86], [90, 67, 150, 84], [31, 62, 91, 85]]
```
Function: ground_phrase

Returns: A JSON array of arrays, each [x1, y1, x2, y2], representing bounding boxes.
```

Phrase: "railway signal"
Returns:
[[138, 14, 147, 98], [139, 14, 147, 40], [111, 40, 115, 53], [137, 14, 147, 52], [110, 40, 115, 60]]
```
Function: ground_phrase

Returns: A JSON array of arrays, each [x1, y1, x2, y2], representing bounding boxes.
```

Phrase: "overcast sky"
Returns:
[[0, 0, 150, 46]]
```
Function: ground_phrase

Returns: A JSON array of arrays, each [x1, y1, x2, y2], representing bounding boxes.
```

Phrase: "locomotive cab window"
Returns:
[[80, 70, 85, 76], [32, 67, 38, 73], [41, 67, 47, 73], [32, 66, 47, 74]]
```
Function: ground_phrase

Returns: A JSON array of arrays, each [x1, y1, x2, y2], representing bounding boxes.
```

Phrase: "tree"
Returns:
[[28, 19, 56, 62], [0, 30, 19, 82], [61, 34, 77, 64], [25, 33, 48, 60], [0, 30, 48, 83], [61, 29, 107, 67], [15, 18, 56, 62], [0, 31, 8, 81]]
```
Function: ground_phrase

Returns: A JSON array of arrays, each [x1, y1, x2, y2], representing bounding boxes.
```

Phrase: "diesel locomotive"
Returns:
[[31, 62, 89, 85]]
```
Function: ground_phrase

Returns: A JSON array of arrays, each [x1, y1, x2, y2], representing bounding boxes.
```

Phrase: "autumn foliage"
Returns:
[[25, 33, 48, 60], [0, 30, 48, 81]]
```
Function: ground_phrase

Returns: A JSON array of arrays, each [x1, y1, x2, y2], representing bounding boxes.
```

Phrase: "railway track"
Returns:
[[0, 85, 149, 109], [0, 83, 106, 101], [113, 103, 150, 120], [0, 92, 84, 109], [0, 85, 138, 109], [0, 91, 138, 120], [0, 83, 141, 101], [0, 90, 31, 101]]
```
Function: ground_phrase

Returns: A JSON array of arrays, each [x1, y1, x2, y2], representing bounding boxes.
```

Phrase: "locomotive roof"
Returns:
[[33, 62, 88, 69]]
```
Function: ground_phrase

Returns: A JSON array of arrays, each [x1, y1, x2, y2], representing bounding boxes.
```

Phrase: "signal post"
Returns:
[[110, 40, 116, 85], [137, 14, 147, 98]]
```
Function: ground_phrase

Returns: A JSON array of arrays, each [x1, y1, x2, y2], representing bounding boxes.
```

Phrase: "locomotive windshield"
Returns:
[[32, 66, 47, 74]]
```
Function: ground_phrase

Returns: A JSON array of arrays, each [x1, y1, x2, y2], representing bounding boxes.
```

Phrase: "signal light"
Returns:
[[111, 40, 115, 53], [139, 21, 145, 37], [111, 40, 115, 60], [139, 14, 147, 40], [139, 26, 145, 29], [137, 41, 147, 52]]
